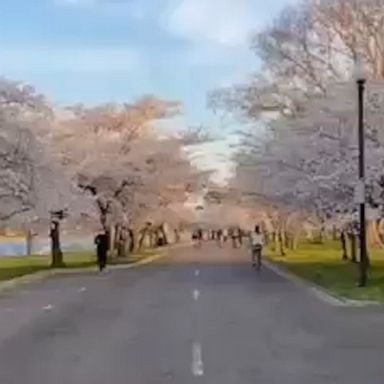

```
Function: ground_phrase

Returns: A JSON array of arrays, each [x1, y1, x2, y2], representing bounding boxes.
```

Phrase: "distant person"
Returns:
[[222, 228, 228, 243], [232, 226, 241, 249], [216, 228, 223, 247], [94, 231, 109, 272], [193, 228, 203, 248], [228, 227, 233, 241], [197, 228, 203, 246], [192, 229, 198, 247], [238, 228, 244, 246], [250, 225, 264, 270]]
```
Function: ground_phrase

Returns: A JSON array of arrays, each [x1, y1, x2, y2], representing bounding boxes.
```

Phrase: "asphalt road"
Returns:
[[1, 244, 384, 383]]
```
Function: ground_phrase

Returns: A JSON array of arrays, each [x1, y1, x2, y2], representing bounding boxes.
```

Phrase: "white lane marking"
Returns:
[[192, 342, 204, 376], [193, 289, 200, 300], [195, 269, 200, 277], [79, 287, 87, 292], [43, 304, 53, 311]]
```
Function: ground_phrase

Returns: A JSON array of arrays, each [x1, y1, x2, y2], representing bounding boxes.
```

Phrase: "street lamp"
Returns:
[[354, 58, 368, 287]]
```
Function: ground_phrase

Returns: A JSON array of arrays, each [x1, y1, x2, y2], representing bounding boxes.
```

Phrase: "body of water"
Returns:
[[0, 236, 94, 257]]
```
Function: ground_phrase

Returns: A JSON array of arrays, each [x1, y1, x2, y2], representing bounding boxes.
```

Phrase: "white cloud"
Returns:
[[162, 0, 259, 47], [0, 46, 142, 73]]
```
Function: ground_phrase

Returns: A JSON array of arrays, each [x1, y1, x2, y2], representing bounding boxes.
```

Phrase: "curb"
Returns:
[[0, 270, 58, 293], [0, 251, 168, 294], [264, 259, 382, 307]]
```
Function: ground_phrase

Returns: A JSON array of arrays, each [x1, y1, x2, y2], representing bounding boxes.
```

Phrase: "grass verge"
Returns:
[[0, 249, 158, 282], [268, 241, 384, 302]]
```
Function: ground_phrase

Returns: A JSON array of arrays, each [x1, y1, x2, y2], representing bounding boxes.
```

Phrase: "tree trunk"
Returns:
[[113, 224, 121, 256], [116, 237, 130, 258], [159, 223, 168, 245], [50, 221, 64, 268], [124, 236, 131, 257], [292, 231, 299, 251], [318, 222, 325, 244], [357, 231, 371, 269], [152, 229, 159, 248], [129, 228, 135, 252], [272, 231, 278, 252], [367, 220, 384, 248], [138, 227, 147, 249], [278, 231, 286, 256], [116, 227, 128, 258], [26, 229, 33, 256], [119, 227, 131, 257], [348, 233, 357, 263], [264, 231, 270, 247], [377, 218, 384, 243], [340, 231, 348, 261], [108, 224, 115, 257], [332, 225, 338, 241], [174, 229, 180, 243], [284, 231, 290, 248], [287, 231, 297, 250]]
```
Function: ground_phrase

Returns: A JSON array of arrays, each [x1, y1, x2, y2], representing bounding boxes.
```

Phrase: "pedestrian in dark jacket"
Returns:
[[94, 231, 109, 271]]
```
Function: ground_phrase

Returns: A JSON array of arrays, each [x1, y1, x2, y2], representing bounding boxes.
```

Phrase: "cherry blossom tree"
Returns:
[[208, 0, 384, 262], [231, 80, 384, 257], [0, 78, 96, 265], [210, 0, 384, 121], [51, 97, 205, 255]]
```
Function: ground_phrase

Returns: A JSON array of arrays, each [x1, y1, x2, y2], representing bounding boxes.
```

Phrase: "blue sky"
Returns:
[[0, 0, 297, 123], [0, 0, 297, 181]]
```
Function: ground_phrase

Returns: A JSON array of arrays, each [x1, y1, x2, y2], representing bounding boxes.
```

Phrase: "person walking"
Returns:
[[222, 228, 228, 244], [216, 228, 223, 247], [192, 229, 198, 246], [94, 231, 109, 272], [228, 227, 234, 248], [197, 228, 203, 247], [250, 225, 264, 270], [232, 226, 241, 249], [238, 228, 243, 246], [193, 228, 203, 248]]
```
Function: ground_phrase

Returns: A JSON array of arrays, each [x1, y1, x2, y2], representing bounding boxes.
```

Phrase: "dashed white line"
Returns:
[[43, 304, 53, 311], [79, 287, 87, 292], [194, 269, 200, 277], [193, 289, 200, 300], [192, 342, 204, 376]]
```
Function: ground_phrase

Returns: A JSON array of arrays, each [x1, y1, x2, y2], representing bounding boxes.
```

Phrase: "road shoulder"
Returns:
[[264, 258, 382, 307], [0, 251, 166, 294]]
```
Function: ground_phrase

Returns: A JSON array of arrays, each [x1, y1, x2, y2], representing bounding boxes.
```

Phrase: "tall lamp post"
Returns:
[[354, 59, 368, 287]]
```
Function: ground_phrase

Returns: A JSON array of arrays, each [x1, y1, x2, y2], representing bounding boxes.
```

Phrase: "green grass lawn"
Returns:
[[268, 241, 384, 302], [0, 249, 157, 282]]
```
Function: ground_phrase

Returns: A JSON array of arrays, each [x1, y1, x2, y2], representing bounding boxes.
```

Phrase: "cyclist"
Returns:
[[250, 225, 264, 270]]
